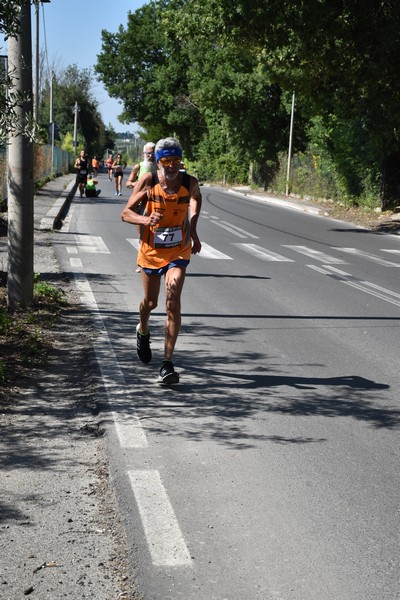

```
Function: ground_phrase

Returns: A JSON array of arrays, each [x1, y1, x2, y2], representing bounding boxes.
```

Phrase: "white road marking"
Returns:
[[73, 273, 148, 448], [381, 249, 400, 255], [74, 234, 111, 254], [307, 265, 331, 275], [62, 213, 72, 232], [217, 219, 258, 239], [307, 265, 400, 307], [227, 188, 321, 214], [127, 238, 232, 260], [73, 274, 193, 570], [234, 243, 294, 262], [66, 246, 78, 254], [360, 280, 400, 300], [70, 258, 82, 268], [342, 280, 400, 306], [128, 470, 192, 567], [198, 242, 232, 259], [334, 247, 400, 266], [321, 265, 352, 278], [208, 218, 249, 238], [126, 238, 139, 250], [283, 245, 346, 264]]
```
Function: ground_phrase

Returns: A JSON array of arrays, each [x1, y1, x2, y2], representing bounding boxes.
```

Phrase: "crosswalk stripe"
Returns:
[[126, 238, 139, 250], [126, 238, 399, 269], [70, 258, 82, 268], [211, 218, 259, 239], [209, 218, 250, 238], [333, 247, 400, 266], [74, 234, 110, 254], [234, 243, 294, 261], [198, 242, 232, 259], [283, 245, 346, 264], [127, 239, 232, 259]]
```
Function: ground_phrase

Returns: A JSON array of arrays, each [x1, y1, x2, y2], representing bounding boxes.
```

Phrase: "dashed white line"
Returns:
[[128, 470, 192, 567], [73, 273, 148, 448]]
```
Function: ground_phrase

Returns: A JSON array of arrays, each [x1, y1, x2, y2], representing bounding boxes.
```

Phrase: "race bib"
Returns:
[[154, 226, 182, 248]]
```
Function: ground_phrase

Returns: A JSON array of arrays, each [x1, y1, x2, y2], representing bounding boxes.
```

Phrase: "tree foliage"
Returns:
[[96, 0, 400, 206], [39, 65, 110, 158], [0, 1, 32, 142]]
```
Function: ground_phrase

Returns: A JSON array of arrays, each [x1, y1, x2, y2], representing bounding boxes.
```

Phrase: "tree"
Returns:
[[96, 0, 203, 155], [1, 1, 36, 143], [210, 0, 400, 205], [39, 65, 108, 158]]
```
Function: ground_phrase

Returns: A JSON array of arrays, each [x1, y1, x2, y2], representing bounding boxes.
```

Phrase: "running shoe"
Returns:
[[136, 324, 152, 363], [158, 361, 180, 385], [118, 191, 122, 196]]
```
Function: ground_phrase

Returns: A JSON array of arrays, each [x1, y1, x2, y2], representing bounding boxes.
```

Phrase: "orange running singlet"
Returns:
[[137, 172, 192, 269]]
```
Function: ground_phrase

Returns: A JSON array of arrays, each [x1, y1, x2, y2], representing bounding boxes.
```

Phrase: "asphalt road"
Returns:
[[51, 170, 400, 600]]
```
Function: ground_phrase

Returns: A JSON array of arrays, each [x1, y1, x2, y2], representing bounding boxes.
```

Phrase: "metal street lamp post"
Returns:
[[285, 90, 295, 196], [33, 0, 51, 124]]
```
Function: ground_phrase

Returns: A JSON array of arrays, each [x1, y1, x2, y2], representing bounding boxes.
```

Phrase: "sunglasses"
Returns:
[[159, 157, 181, 166]]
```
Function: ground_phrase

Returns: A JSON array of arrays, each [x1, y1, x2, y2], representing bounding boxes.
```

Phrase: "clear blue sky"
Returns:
[[1, 0, 146, 132], [38, 0, 146, 132]]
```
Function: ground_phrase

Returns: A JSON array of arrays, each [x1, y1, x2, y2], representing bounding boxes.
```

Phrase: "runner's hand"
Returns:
[[147, 212, 163, 227]]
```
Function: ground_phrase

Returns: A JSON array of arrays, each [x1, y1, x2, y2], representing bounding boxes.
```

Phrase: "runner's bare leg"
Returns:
[[139, 272, 161, 334], [164, 267, 186, 361]]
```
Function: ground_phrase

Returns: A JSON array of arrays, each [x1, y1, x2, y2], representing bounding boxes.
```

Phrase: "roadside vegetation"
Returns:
[[95, 0, 400, 212]]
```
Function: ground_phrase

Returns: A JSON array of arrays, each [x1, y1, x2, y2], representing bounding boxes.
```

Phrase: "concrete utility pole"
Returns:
[[49, 70, 54, 173], [7, 0, 34, 308], [33, 0, 40, 123]]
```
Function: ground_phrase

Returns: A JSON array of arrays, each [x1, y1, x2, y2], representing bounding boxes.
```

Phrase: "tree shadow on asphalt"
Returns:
[[1, 269, 398, 483], [98, 309, 399, 451]]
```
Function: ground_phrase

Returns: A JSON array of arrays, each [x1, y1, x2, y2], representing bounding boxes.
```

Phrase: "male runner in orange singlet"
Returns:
[[121, 137, 202, 384]]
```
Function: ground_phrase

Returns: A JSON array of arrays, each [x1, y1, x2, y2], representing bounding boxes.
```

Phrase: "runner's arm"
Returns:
[[126, 164, 139, 188], [189, 176, 202, 254], [121, 172, 162, 226]]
